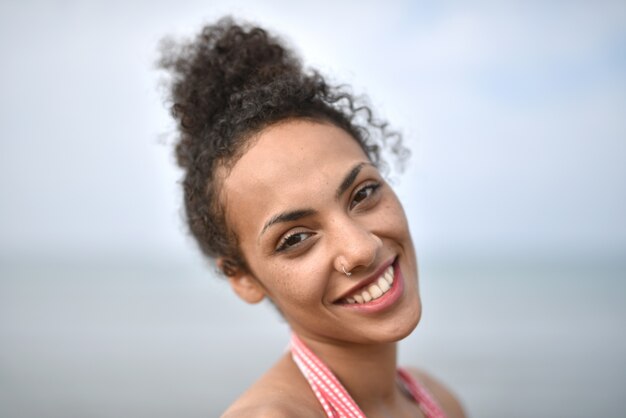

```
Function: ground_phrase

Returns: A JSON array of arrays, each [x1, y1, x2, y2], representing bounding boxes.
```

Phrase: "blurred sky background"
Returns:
[[1, 1, 625, 417]]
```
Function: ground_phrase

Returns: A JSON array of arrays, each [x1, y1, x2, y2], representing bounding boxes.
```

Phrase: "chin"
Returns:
[[396, 299, 423, 341], [375, 296, 423, 344]]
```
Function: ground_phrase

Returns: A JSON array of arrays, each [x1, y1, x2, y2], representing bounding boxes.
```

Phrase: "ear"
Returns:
[[217, 258, 265, 304]]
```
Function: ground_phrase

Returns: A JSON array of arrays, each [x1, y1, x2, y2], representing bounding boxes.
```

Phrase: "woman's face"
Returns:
[[221, 120, 421, 345]]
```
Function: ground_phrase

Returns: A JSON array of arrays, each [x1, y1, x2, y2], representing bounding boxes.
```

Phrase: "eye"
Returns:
[[350, 182, 381, 210], [275, 231, 314, 253]]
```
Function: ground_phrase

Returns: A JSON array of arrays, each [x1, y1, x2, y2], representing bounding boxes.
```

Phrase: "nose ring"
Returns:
[[342, 265, 352, 277]]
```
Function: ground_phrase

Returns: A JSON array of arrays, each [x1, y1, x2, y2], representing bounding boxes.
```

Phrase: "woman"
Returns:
[[159, 17, 465, 418]]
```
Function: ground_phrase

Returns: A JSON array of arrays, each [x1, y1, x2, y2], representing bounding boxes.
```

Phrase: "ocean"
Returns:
[[1, 259, 624, 417]]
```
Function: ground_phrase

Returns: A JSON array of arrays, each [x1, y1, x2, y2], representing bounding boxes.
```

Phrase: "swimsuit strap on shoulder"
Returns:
[[290, 333, 366, 418], [290, 334, 447, 418], [397, 368, 448, 418]]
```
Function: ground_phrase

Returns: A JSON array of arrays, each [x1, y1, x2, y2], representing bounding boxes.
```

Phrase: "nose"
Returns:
[[331, 216, 383, 276]]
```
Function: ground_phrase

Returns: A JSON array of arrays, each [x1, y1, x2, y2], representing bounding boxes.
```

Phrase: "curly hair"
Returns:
[[158, 17, 408, 276]]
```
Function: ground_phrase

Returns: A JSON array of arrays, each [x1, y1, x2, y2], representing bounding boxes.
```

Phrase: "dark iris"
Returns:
[[354, 188, 370, 203], [276, 232, 309, 252], [351, 183, 380, 208], [285, 233, 306, 247]]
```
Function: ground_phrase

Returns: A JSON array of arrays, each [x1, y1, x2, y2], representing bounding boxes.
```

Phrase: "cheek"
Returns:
[[236, 230, 327, 307], [377, 196, 411, 236], [257, 261, 326, 306]]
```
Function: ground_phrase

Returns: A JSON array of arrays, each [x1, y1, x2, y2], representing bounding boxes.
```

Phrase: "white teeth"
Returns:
[[343, 264, 395, 304], [377, 277, 390, 292], [369, 284, 383, 298], [384, 267, 394, 285]]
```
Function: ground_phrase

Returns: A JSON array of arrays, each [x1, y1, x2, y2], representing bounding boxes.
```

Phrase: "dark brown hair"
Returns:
[[158, 17, 408, 275]]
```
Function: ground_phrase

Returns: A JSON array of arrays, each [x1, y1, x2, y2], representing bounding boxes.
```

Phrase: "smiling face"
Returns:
[[221, 119, 421, 345]]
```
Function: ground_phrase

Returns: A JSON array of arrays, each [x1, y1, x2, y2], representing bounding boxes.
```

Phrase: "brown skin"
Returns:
[[219, 120, 465, 418], [222, 354, 465, 418]]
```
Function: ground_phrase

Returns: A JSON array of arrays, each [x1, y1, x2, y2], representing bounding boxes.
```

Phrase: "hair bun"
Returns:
[[159, 17, 302, 161]]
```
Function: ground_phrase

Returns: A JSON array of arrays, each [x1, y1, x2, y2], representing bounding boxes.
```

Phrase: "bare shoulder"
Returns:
[[221, 353, 324, 418], [221, 402, 314, 418], [405, 367, 467, 418]]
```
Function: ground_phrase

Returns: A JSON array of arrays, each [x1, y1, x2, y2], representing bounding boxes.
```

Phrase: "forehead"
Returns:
[[222, 120, 369, 238]]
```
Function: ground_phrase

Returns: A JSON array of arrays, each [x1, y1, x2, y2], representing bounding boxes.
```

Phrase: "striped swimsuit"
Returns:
[[291, 334, 447, 418]]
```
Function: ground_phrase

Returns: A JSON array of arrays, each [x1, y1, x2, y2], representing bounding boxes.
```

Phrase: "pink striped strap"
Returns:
[[290, 333, 365, 418], [290, 334, 447, 418], [397, 368, 448, 418]]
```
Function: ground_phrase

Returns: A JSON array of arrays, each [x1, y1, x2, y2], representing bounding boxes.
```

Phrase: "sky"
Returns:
[[0, 0, 625, 264]]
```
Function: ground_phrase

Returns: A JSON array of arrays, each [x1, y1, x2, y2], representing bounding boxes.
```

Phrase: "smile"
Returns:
[[343, 264, 394, 304]]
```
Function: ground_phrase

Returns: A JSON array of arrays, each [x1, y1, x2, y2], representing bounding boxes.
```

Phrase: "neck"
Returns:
[[296, 334, 401, 410]]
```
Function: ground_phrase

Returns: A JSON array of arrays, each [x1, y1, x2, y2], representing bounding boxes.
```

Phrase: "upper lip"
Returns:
[[333, 256, 396, 303]]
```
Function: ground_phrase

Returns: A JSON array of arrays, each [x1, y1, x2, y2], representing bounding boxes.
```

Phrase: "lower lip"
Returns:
[[339, 260, 404, 314]]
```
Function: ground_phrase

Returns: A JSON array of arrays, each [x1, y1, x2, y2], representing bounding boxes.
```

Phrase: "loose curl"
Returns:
[[158, 17, 409, 276]]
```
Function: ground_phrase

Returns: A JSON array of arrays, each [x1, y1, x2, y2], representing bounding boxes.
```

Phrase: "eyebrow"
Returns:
[[259, 162, 372, 238], [261, 209, 317, 236], [336, 162, 368, 200]]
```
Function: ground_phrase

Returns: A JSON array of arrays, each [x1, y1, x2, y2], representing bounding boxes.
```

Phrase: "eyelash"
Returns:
[[275, 230, 312, 253], [274, 181, 382, 253], [349, 182, 381, 210]]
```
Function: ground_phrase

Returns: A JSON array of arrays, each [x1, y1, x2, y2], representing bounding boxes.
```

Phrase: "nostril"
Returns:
[[334, 232, 381, 275]]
